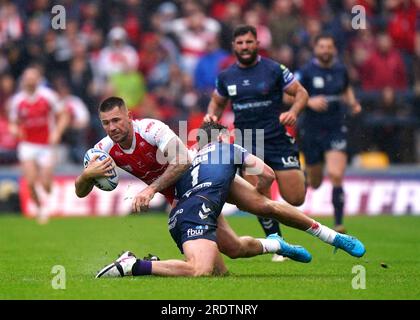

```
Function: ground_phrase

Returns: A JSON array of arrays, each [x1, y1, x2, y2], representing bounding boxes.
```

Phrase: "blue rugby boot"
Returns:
[[267, 233, 312, 263], [332, 233, 366, 257]]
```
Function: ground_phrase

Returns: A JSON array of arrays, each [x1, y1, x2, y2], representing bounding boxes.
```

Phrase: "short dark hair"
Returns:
[[314, 33, 336, 46], [196, 122, 228, 148], [233, 25, 257, 40], [98, 96, 126, 113]]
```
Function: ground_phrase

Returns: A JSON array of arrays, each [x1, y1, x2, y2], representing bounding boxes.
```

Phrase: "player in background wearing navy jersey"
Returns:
[[204, 25, 309, 261], [295, 34, 361, 234]]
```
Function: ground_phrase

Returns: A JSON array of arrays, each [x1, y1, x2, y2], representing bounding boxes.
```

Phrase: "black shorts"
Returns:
[[168, 196, 220, 254], [299, 125, 348, 165], [243, 133, 301, 171]]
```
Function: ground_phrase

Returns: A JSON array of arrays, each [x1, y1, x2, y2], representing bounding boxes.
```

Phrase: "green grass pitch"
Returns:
[[1, 214, 419, 300]]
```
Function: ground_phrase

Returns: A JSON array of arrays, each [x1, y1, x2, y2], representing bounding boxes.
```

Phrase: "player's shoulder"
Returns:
[[9, 91, 26, 106], [37, 86, 58, 99], [299, 59, 315, 73], [218, 62, 237, 78], [94, 136, 115, 153], [333, 60, 348, 72], [260, 56, 280, 68], [134, 118, 168, 133]]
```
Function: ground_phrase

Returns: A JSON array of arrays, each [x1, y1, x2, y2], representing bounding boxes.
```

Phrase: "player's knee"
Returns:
[[328, 172, 343, 185], [286, 196, 305, 206], [192, 264, 214, 277], [282, 192, 306, 206], [308, 178, 322, 189]]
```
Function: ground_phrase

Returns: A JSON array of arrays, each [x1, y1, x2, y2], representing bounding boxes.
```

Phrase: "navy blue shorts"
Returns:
[[168, 195, 220, 254], [242, 133, 301, 171], [299, 125, 348, 165]]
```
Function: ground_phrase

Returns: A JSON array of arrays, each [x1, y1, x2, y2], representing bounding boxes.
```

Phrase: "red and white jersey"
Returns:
[[95, 119, 178, 203], [9, 86, 61, 144], [60, 95, 90, 129]]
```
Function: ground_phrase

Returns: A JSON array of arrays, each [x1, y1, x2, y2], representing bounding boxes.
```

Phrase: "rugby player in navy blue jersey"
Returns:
[[204, 25, 309, 260], [295, 34, 361, 234], [96, 123, 365, 278]]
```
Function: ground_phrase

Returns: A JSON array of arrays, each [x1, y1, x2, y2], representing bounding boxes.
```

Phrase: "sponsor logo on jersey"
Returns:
[[242, 79, 250, 86], [313, 76, 325, 88], [281, 156, 299, 168], [187, 225, 209, 237], [227, 85, 237, 96], [331, 140, 347, 151], [198, 203, 212, 220]]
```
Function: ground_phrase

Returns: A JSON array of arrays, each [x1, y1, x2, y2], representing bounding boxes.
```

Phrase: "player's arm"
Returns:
[[241, 153, 275, 194], [280, 80, 308, 126], [75, 155, 115, 198], [204, 90, 229, 123], [132, 136, 191, 212], [342, 86, 362, 115], [286, 93, 329, 113], [50, 109, 71, 145]]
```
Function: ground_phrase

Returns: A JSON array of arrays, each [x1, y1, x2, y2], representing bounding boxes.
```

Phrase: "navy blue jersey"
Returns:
[[296, 58, 350, 127], [215, 56, 295, 141], [175, 142, 249, 209]]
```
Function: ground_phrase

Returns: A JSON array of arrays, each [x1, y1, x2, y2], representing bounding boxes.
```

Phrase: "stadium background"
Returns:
[[0, 0, 419, 217], [0, 0, 420, 301]]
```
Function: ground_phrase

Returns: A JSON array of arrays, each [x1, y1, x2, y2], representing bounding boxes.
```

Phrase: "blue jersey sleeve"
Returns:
[[215, 74, 228, 97], [280, 64, 295, 89]]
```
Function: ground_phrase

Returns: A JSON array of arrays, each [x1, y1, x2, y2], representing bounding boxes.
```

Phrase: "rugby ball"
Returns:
[[83, 148, 119, 191]]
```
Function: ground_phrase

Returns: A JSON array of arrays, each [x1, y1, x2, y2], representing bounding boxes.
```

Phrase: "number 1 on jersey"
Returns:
[[191, 165, 200, 187]]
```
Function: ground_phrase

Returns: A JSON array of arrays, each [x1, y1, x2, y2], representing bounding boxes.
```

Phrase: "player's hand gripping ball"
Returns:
[[83, 148, 119, 191]]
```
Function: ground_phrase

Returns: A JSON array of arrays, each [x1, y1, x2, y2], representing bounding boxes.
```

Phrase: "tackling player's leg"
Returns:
[[227, 175, 365, 257]]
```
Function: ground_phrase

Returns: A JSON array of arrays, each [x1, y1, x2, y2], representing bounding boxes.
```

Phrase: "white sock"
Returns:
[[257, 238, 281, 254], [305, 220, 338, 244]]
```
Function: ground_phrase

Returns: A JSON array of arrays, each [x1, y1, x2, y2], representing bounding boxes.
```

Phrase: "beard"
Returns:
[[317, 53, 334, 65], [234, 48, 258, 66]]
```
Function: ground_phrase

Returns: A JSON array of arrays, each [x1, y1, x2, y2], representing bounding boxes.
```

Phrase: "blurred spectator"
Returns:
[[363, 87, 416, 162], [54, 77, 90, 164], [169, 0, 221, 75], [0, 2, 23, 47], [0, 73, 17, 163], [96, 26, 139, 81], [268, 0, 300, 49], [386, 0, 417, 54], [194, 35, 229, 93], [359, 32, 408, 91]]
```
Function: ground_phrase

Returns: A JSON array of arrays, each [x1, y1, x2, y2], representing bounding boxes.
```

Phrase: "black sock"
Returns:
[[332, 186, 344, 226], [257, 217, 282, 237], [132, 259, 152, 276]]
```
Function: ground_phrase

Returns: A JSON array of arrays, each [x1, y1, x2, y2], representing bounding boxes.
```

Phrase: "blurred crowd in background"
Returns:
[[0, 0, 419, 165]]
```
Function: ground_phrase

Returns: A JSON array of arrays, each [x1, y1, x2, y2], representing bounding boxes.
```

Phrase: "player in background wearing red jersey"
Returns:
[[8, 66, 70, 224]]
